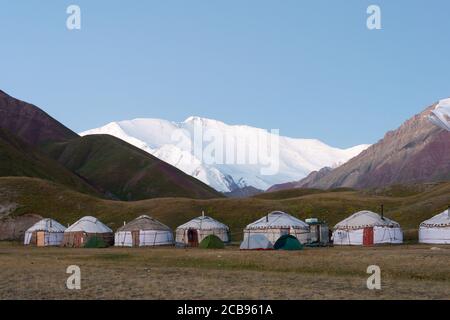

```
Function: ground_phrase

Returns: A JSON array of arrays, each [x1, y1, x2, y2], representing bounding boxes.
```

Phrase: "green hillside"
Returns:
[[0, 128, 100, 196], [3, 177, 450, 241], [42, 134, 222, 201]]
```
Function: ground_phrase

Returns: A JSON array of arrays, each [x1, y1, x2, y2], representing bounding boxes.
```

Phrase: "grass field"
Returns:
[[2, 177, 450, 242], [1, 242, 449, 300]]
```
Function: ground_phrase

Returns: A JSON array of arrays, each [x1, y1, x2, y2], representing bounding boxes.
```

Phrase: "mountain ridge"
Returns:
[[269, 101, 450, 191], [82, 117, 370, 192]]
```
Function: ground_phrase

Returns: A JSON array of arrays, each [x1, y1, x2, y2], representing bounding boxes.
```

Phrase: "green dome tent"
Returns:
[[199, 234, 225, 249], [274, 235, 303, 251]]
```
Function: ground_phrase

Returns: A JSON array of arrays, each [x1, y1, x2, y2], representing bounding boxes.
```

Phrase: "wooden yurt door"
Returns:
[[132, 230, 140, 247], [37, 231, 45, 247], [74, 232, 83, 247], [187, 229, 199, 247], [363, 227, 374, 246]]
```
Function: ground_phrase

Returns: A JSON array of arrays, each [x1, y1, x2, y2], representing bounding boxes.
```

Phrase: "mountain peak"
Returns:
[[82, 116, 369, 192]]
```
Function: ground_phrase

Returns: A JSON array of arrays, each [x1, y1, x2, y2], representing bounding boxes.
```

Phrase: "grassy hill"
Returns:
[[42, 134, 222, 201], [2, 177, 450, 241], [0, 128, 100, 196]]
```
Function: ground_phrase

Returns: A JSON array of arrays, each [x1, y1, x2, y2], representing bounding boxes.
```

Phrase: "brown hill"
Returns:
[[0, 90, 78, 146], [271, 102, 450, 191]]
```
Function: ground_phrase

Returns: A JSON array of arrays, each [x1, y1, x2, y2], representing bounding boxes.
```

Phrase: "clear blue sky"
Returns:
[[1, 0, 449, 148]]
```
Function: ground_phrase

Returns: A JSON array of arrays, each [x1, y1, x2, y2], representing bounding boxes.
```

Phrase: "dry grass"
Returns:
[[1, 242, 449, 300]]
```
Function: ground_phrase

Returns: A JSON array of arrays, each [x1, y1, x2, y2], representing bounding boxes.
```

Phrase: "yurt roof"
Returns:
[[420, 209, 450, 228], [117, 215, 171, 232], [26, 218, 66, 233], [177, 215, 229, 231], [245, 211, 309, 230], [66, 216, 112, 233], [334, 210, 400, 230]]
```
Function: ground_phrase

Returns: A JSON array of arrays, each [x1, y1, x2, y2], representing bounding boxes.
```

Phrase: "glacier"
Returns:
[[81, 117, 370, 192]]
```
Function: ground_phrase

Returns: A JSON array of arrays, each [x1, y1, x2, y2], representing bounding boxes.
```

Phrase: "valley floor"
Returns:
[[0, 242, 449, 300]]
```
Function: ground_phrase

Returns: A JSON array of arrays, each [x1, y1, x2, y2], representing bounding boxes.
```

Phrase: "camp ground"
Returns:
[[62, 216, 114, 248], [115, 215, 174, 247], [175, 213, 230, 247], [24, 218, 66, 247], [419, 207, 450, 244], [332, 210, 403, 246]]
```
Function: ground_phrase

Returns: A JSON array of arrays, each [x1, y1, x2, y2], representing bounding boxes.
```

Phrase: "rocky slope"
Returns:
[[302, 102, 450, 189]]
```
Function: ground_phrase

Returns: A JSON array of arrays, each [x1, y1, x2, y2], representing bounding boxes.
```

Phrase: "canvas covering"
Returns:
[[332, 211, 403, 245], [176, 215, 230, 245], [63, 216, 113, 247], [115, 215, 174, 247], [24, 218, 66, 246], [419, 209, 450, 244]]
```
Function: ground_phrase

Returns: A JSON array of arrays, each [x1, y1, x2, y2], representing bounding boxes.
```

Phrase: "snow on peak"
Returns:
[[80, 117, 370, 192], [429, 98, 450, 131]]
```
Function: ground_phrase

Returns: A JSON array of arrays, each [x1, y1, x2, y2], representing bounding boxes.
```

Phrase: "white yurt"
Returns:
[[332, 210, 403, 246], [63, 216, 114, 247], [115, 215, 174, 247], [240, 211, 310, 250], [419, 208, 450, 244], [24, 218, 66, 246], [176, 212, 230, 247]]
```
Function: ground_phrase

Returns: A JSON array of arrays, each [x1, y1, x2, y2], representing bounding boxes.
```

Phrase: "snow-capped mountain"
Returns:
[[81, 117, 370, 192]]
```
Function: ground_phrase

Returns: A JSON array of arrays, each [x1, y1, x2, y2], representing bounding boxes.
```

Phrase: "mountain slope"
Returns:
[[82, 117, 370, 192], [302, 101, 450, 189], [0, 90, 78, 146], [43, 134, 222, 200], [0, 127, 101, 196]]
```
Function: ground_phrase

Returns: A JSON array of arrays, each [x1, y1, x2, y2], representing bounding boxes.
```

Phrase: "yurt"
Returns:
[[24, 218, 66, 246], [240, 234, 273, 250], [62, 216, 113, 248], [240, 211, 310, 250], [332, 210, 403, 246], [176, 213, 230, 247], [115, 215, 174, 247], [419, 208, 450, 244]]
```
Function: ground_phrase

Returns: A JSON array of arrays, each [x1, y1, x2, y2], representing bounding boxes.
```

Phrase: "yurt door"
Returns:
[[74, 233, 83, 247], [187, 229, 199, 247], [363, 227, 374, 246], [132, 230, 140, 247], [37, 231, 45, 247]]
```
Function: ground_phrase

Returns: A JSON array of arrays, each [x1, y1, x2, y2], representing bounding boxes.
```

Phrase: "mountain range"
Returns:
[[0, 90, 221, 200], [81, 118, 369, 192], [1, 89, 449, 200]]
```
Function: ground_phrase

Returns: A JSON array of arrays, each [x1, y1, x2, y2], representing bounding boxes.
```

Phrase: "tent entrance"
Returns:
[[132, 230, 140, 247], [187, 229, 199, 247], [363, 227, 374, 246], [37, 231, 45, 247]]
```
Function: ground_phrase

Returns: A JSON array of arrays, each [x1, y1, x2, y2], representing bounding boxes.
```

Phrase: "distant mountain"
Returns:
[[224, 186, 263, 198], [82, 117, 369, 192], [0, 90, 223, 200], [267, 167, 333, 192], [286, 100, 450, 189]]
